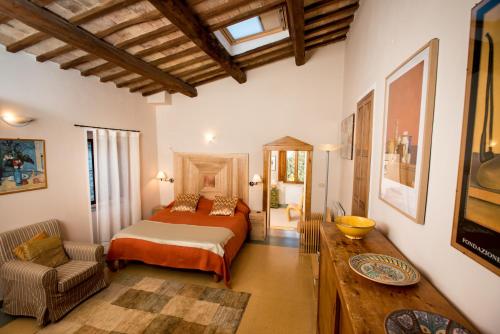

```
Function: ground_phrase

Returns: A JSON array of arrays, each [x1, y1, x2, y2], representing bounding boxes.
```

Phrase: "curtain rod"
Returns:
[[74, 124, 140, 133]]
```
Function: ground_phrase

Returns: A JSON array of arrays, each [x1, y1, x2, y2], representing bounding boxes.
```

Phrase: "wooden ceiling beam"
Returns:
[[148, 0, 246, 84], [286, 0, 305, 66], [71, 24, 178, 74], [305, 0, 358, 20], [306, 34, 347, 50], [37, 10, 163, 62], [305, 3, 358, 28], [101, 69, 130, 83], [6, 0, 142, 53], [193, 73, 229, 87], [116, 54, 211, 88], [0, 0, 196, 97]]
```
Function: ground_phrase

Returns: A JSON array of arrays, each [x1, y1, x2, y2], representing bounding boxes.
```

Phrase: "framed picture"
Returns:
[[452, 0, 499, 275], [379, 39, 439, 225], [271, 155, 277, 171], [0, 139, 47, 195], [341, 114, 355, 160]]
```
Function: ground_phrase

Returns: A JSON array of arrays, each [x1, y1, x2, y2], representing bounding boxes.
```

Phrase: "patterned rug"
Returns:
[[37, 274, 251, 334]]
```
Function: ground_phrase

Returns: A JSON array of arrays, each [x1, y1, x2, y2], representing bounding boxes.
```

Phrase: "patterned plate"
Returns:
[[385, 309, 473, 334], [349, 253, 420, 286]]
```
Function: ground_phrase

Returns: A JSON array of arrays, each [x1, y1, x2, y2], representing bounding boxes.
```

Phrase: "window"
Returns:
[[226, 17, 264, 41], [284, 151, 306, 183], [87, 139, 96, 205], [219, 7, 288, 46]]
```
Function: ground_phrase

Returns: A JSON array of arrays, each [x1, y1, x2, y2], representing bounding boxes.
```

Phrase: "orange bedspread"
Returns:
[[106, 197, 250, 284]]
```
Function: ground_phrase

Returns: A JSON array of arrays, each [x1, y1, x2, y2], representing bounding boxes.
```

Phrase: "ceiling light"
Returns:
[[1, 112, 35, 127]]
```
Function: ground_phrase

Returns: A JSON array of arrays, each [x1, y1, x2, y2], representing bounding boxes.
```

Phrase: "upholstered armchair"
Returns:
[[0, 219, 108, 325]]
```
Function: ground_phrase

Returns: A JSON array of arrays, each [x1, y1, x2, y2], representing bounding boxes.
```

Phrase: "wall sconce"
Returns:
[[1, 112, 35, 127], [249, 174, 262, 186], [156, 171, 174, 183], [204, 132, 216, 144]]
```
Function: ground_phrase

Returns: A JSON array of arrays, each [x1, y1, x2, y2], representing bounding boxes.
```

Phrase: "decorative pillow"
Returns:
[[22, 236, 69, 268], [171, 193, 200, 213], [13, 231, 48, 261], [209, 196, 239, 216]]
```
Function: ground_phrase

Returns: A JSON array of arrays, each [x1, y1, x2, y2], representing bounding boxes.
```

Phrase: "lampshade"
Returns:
[[156, 171, 167, 180], [319, 144, 341, 152], [252, 174, 262, 183]]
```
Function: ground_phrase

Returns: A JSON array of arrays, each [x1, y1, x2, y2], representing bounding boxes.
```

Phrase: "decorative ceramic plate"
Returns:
[[385, 309, 473, 334], [349, 253, 420, 286]]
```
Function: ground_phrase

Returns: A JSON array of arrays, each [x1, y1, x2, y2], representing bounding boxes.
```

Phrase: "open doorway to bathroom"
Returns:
[[269, 150, 306, 236], [263, 137, 313, 244]]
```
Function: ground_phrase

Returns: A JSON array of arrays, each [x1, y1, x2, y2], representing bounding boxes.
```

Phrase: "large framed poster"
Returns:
[[452, 0, 499, 275], [379, 39, 439, 225]]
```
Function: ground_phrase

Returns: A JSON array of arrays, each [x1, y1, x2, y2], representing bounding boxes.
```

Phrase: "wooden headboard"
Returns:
[[173, 152, 249, 204]]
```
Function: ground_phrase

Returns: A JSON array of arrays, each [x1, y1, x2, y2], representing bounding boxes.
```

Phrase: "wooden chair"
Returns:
[[286, 193, 304, 221]]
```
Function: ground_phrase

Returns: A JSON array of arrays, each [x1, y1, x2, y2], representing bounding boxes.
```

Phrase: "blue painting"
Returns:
[[0, 139, 47, 195]]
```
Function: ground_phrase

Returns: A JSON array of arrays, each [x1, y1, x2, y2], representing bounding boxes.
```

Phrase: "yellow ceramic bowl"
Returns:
[[334, 216, 376, 239]]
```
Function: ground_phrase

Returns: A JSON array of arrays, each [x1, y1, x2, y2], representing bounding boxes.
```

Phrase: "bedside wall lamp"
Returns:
[[1, 112, 35, 127], [156, 171, 174, 183], [249, 174, 262, 186]]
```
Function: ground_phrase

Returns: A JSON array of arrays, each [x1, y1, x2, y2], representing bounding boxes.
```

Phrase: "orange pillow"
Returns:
[[13, 231, 48, 260]]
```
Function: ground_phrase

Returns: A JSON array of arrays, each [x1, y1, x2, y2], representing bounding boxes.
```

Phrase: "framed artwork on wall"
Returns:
[[341, 113, 355, 160], [0, 138, 48, 195], [379, 39, 439, 225], [452, 0, 499, 275]]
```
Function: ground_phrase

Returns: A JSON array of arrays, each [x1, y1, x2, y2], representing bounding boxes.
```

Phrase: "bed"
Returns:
[[106, 152, 250, 286]]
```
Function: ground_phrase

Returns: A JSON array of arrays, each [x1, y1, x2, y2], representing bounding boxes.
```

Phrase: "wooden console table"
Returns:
[[317, 222, 478, 334]]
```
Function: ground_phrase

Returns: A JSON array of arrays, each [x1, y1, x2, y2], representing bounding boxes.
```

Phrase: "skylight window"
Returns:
[[215, 7, 290, 56], [226, 17, 264, 40]]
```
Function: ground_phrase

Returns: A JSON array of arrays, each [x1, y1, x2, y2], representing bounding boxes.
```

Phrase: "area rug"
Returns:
[[37, 274, 251, 334]]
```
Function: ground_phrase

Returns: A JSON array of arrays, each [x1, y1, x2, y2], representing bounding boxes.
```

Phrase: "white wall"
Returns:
[[0, 47, 159, 242], [156, 43, 345, 212], [338, 1, 500, 332]]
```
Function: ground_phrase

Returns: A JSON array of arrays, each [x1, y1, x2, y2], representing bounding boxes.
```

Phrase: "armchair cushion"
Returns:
[[12, 231, 48, 261], [0, 260, 57, 289], [55, 261, 100, 293], [63, 241, 104, 262], [23, 236, 69, 268]]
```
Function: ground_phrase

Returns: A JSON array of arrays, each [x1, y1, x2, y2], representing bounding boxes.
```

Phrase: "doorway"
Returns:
[[352, 91, 374, 217], [263, 136, 313, 240]]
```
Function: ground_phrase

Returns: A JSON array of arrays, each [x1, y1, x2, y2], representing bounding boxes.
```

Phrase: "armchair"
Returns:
[[0, 219, 108, 325]]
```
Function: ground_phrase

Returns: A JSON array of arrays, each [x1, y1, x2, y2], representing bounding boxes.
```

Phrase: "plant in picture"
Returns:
[[0, 140, 34, 186]]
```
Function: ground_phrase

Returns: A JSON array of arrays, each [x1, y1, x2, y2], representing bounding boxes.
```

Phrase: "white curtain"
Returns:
[[94, 129, 141, 246]]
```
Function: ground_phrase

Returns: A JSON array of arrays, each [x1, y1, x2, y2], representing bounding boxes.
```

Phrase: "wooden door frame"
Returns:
[[352, 90, 374, 216], [263, 137, 313, 227]]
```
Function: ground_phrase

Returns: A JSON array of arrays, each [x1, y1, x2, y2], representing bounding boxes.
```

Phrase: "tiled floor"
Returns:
[[0, 243, 317, 334], [270, 207, 300, 231]]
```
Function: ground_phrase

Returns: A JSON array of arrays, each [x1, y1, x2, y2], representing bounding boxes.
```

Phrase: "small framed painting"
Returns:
[[0, 138, 47, 195], [379, 39, 439, 225], [452, 0, 499, 275], [341, 114, 355, 160]]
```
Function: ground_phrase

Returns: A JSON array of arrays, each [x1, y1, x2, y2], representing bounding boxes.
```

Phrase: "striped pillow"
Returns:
[[171, 193, 200, 213], [209, 196, 239, 216]]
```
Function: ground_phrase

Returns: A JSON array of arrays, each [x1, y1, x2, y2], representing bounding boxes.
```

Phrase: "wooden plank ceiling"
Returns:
[[0, 0, 359, 98]]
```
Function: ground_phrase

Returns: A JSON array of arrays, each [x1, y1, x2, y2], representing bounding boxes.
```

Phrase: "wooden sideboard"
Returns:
[[317, 222, 479, 334]]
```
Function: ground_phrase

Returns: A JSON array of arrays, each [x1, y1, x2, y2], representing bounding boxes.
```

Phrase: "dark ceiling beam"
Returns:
[[148, 0, 246, 84], [6, 0, 142, 53], [0, 0, 196, 97], [37, 10, 163, 62], [61, 24, 178, 72], [286, 0, 305, 66]]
